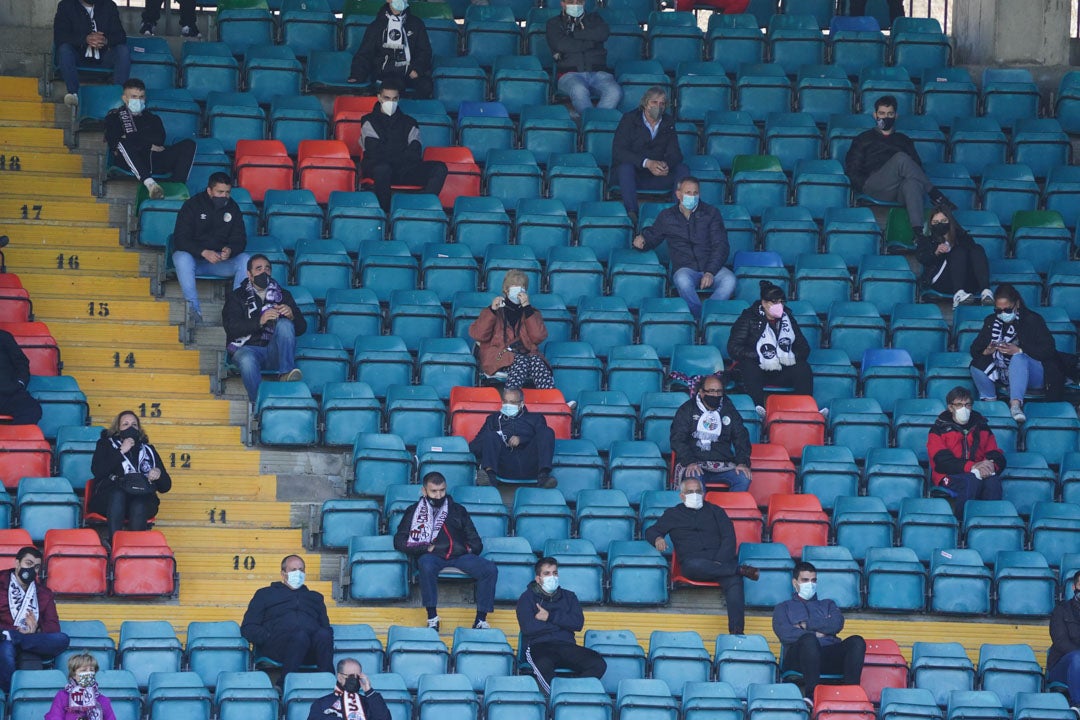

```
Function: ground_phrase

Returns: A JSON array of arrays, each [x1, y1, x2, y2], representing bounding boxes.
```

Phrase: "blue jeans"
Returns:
[[970, 354, 1044, 402], [672, 267, 736, 318], [702, 467, 751, 493], [172, 251, 250, 315], [416, 552, 497, 613], [0, 631, 70, 691], [557, 71, 623, 114], [614, 162, 691, 215], [231, 318, 298, 401], [1048, 650, 1080, 704], [58, 42, 131, 94]]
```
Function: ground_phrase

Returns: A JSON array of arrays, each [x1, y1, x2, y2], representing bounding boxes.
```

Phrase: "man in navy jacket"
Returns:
[[610, 86, 689, 222], [53, 0, 130, 105]]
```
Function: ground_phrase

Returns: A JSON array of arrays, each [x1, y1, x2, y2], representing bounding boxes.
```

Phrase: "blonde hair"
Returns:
[[67, 652, 98, 677], [108, 411, 148, 443], [501, 270, 530, 293]]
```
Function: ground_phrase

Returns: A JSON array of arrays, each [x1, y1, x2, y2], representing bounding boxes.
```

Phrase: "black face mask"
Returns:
[[119, 427, 141, 442], [17, 567, 36, 585], [930, 222, 950, 238], [876, 116, 895, 132], [427, 495, 446, 508], [340, 676, 362, 694], [211, 196, 229, 210], [252, 273, 271, 290], [700, 394, 722, 410]]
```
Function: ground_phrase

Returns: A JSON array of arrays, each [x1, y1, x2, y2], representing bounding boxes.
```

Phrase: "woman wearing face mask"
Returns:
[[916, 207, 994, 308], [45, 653, 116, 720], [469, 270, 554, 390], [927, 386, 1005, 517], [969, 283, 1065, 423], [89, 410, 172, 544], [727, 281, 814, 418]]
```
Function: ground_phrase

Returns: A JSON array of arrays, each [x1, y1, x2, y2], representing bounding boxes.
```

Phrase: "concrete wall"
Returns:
[[954, 0, 1071, 66]]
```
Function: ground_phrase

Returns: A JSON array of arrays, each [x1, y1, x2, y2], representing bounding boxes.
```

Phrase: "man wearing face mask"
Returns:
[[357, 78, 447, 212], [348, 0, 433, 98], [53, 0, 130, 106], [645, 478, 758, 634], [393, 473, 498, 632], [241, 554, 333, 685], [611, 86, 690, 224], [632, 176, 735, 318], [546, 0, 622, 117], [1048, 570, 1080, 715], [307, 658, 391, 720], [517, 557, 606, 694], [172, 172, 250, 323], [773, 562, 865, 704], [927, 386, 1005, 517], [470, 387, 558, 488], [0, 547, 70, 692], [223, 254, 307, 401], [105, 78, 196, 201], [844, 95, 955, 245], [668, 375, 752, 492]]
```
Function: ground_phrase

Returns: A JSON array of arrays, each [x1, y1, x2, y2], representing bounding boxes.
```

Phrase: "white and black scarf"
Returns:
[[117, 105, 137, 136], [227, 278, 285, 352], [64, 679, 103, 720], [406, 497, 448, 548], [110, 437, 155, 476], [693, 394, 724, 451], [7, 572, 37, 633], [982, 316, 1019, 384], [755, 306, 796, 371], [331, 687, 368, 720], [84, 6, 101, 60], [382, 14, 411, 70]]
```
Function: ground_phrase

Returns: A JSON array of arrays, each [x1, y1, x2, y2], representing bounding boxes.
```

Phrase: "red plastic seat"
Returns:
[[233, 139, 294, 203], [0, 284, 31, 323], [332, 96, 379, 158], [298, 139, 357, 204], [705, 491, 763, 549], [0, 424, 51, 491], [812, 685, 875, 720], [860, 639, 909, 704], [520, 388, 571, 440], [0, 529, 33, 569], [449, 386, 500, 439], [82, 478, 157, 529], [671, 548, 719, 588], [43, 528, 108, 596], [766, 493, 829, 557], [0, 275, 23, 289], [0, 322, 60, 375], [424, 146, 480, 208], [765, 395, 824, 460], [111, 530, 177, 597], [747, 443, 796, 509]]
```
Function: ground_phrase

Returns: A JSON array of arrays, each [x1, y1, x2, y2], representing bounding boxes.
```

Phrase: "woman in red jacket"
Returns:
[[926, 386, 1005, 517], [469, 270, 554, 390]]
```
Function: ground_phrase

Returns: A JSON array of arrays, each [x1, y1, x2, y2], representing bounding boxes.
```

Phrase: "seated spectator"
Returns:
[[927, 386, 1005, 517], [393, 473, 498, 632], [306, 658, 391, 720], [632, 176, 735, 318], [45, 653, 114, 720], [89, 411, 172, 543], [358, 78, 447, 213], [546, 0, 622, 116], [969, 283, 1064, 423], [916, 206, 993, 308], [727, 281, 814, 418], [470, 387, 557, 489], [611, 86, 690, 224], [468, 270, 553, 390], [773, 562, 866, 703], [1048, 569, 1080, 715], [0, 329, 42, 425], [223, 254, 306, 402], [105, 78, 196, 200], [517, 557, 606, 694], [844, 95, 954, 245], [53, 0, 130, 106], [0, 548, 70, 692], [172, 172, 249, 323], [669, 375, 751, 492], [348, 0, 433, 99], [140, 0, 200, 38]]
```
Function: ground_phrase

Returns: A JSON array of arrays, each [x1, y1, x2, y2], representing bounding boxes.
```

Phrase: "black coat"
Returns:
[[969, 308, 1063, 397], [640, 202, 729, 275], [88, 433, 172, 517], [172, 191, 247, 258], [843, 128, 921, 192], [727, 303, 811, 365], [222, 279, 308, 348], [104, 107, 166, 152], [307, 690, 391, 720], [546, 11, 610, 74], [645, 502, 737, 571], [359, 108, 423, 171], [393, 498, 483, 560], [350, 7, 433, 79], [669, 396, 751, 467], [516, 582, 585, 647], [1049, 594, 1080, 668], [241, 581, 331, 649], [915, 226, 979, 285], [54, 0, 127, 51], [0, 330, 31, 395], [611, 109, 683, 171]]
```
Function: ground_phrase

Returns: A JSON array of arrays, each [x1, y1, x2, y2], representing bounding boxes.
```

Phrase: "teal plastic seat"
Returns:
[[608, 441, 667, 507], [899, 498, 958, 563], [118, 620, 183, 690], [545, 539, 605, 605], [215, 671, 279, 720], [347, 536, 409, 601], [618, 678, 679, 720], [802, 545, 862, 610], [319, 498, 380, 548], [9, 669, 70, 720], [455, 486, 509, 537], [358, 239, 418, 303], [715, 634, 778, 699], [253, 381, 318, 446], [575, 489, 635, 552], [416, 673, 480, 720], [607, 540, 668, 605], [865, 546, 926, 612], [330, 624, 384, 677], [321, 382, 381, 447], [56, 619, 116, 674], [682, 680, 743, 720], [17, 476, 79, 542], [480, 536, 537, 602], [832, 495, 892, 562], [185, 621, 250, 690], [283, 672, 336, 720], [930, 548, 992, 615], [911, 642, 975, 708], [606, 345, 664, 408], [826, 397, 889, 462], [738, 543, 795, 607], [351, 433, 414, 498], [649, 631, 711, 699], [550, 676, 612, 720], [551, 439, 605, 505], [95, 669, 142, 720], [385, 384, 446, 448], [512, 488, 572, 553], [993, 551, 1056, 618], [387, 626, 449, 691], [484, 676, 545, 720], [1030, 501, 1080, 570], [798, 445, 859, 512]]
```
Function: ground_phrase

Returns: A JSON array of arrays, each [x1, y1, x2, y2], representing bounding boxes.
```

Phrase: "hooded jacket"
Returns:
[[727, 302, 811, 365], [241, 581, 331, 650], [927, 409, 1006, 485], [640, 201, 729, 276], [669, 395, 751, 467], [645, 502, 737, 571], [516, 581, 585, 647], [393, 497, 483, 560]]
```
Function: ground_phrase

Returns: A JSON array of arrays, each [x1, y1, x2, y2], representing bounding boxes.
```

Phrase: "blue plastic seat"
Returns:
[[736, 63, 793, 124], [760, 206, 819, 267], [829, 18, 885, 79], [930, 547, 992, 615], [451, 195, 511, 259], [864, 546, 926, 612], [147, 672, 212, 720], [793, 159, 850, 222], [999, 451, 1056, 517], [676, 62, 733, 123], [282, 671, 336, 720], [573, 391, 636, 455], [947, 691, 1008, 720], [826, 301, 886, 363], [514, 198, 571, 260], [463, 4, 521, 67], [215, 672, 279, 720], [483, 149, 543, 211], [766, 14, 825, 75], [520, 105, 577, 167], [899, 498, 958, 564], [911, 642, 975, 708], [889, 304, 948, 367], [319, 498, 380, 549], [801, 545, 862, 610], [218, 7, 274, 57], [890, 17, 950, 79], [387, 289, 447, 354], [856, 255, 916, 318], [704, 111, 761, 172], [479, 536, 536, 603], [244, 45, 303, 106], [825, 112, 875, 162], [347, 536, 410, 601], [550, 676, 613, 720], [205, 91, 265, 152], [617, 678, 679, 720], [715, 634, 778, 699], [513, 488, 572, 553], [351, 433, 413, 497], [795, 65, 853, 124], [981, 68, 1040, 131], [384, 384, 446, 449], [118, 621, 183, 690], [615, 59, 671, 114], [545, 341, 603, 404], [545, 539, 605, 605], [181, 43, 240, 102], [1030, 501, 1080, 570], [56, 620, 115, 676], [858, 66, 916, 116], [606, 539, 669, 605], [253, 381, 319, 446], [949, 117, 1008, 179], [492, 56, 549, 117], [994, 551, 1056, 618], [648, 631, 711, 699], [432, 56, 487, 115], [357, 240, 418, 304], [580, 107, 624, 170], [575, 297, 634, 358], [544, 246, 603, 312], [745, 682, 809, 720], [451, 489, 508, 537], [547, 154, 604, 215], [798, 445, 858, 512], [706, 14, 765, 74], [833, 494, 894, 562], [185, 622, 251, 691], [608, 440, 668, 507], [738, 542, 795, 607], [860, 348, 917, 414], [963, 500, 1025, 568], [484, 676, 546, 720]]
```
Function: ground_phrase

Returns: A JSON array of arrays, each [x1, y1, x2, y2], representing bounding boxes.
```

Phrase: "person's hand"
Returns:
[[684, 463, 702, 478], [517, 291, 530, 307], [973, 460, 996, 476], [632, 235, 646, 250], [534, 603, 549, 622], [357, 672, 372, 693], [24, 613, 37, 634], [735, 464, 752, 481], [87, 32, 107, 48], [699, 272, 714, 290], [201, 249, 222, 263], [151, 144, 165, 152], [490, 296, 506, 311], [935, 242, 951, 255], [409, 70, 419, 79], [653, 537, 667, 553], [260, 308, 281, 325], [220, 247, 232, 260], [645, 159, 667, 177], [427, 544, 435, 553], [276, 304, 293, 319], [119, 438, 135, 454], [508, 435, 521, 448], [983, 342, 999, 356], [796, 621, 807, 629], [998, 342, 1021, 355], [147, 467, 161, 482]]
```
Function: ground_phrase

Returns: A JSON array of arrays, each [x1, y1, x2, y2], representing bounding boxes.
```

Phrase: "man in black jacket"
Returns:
[[632, 176, 735, 318], [53, 0, 130, 105], [223, 254, 307, 401], [172, 172, 249, 322], [393, 473, 498, 632], [844, 95, 954, 240], [611, 86, 689, 222], [241, 554, 333, 684], [358, 78, 447, 212], [1048, 569, 1080, 711], [307, 658, 391, 720], [105, 78, 196, 200], [669, 375, 752, 492], [0, 330, 42, 425], [646, 477, 758, 634], [546, 0, 622, 116], [348, 0, 434, 98], [469, 387, 557, 488]]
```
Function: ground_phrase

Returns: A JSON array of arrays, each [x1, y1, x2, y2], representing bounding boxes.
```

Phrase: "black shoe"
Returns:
[[537, 471, 558, 489], [929, 188, 957, 212], [180, 24, 202, 38], [140, 22, 155, 35], [475, 468, 491, 486]]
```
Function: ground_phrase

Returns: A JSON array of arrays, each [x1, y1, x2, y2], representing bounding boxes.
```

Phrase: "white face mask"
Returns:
[[565, 3, 584, 16], [540, 575, 559, 594], [286, 569, 305, 589], [389, 0, 407, 12], [796, 581, 816, 600], [683, 492, 703, 510], [126, 98, 145, 114], [506, 285, 525, 304], [381, 99, 398, 116], [952, 406, 971, 424]]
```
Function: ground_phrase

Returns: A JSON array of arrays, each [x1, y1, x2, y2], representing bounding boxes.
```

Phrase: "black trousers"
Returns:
[[105, 489, 156, 538], [469, 425, 556, 480], [783, 634, 867, 697], [348, 58, 435, 100], [678, 557, 745, 634], [141, 0, 197, 26], [525, 641, 607, 694], [362, 160, 448, 212], [259, 626, 334, 680], [739, 361, 814, 407], [928, 243, 991, 296], [112, 138, 195, 183], [0, 389, 42, 425]]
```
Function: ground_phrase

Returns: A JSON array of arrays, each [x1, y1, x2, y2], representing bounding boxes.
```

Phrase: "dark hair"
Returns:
[[534, 557, 558, 575], [678, 176, 700, 191], [1073, 569, 1080, 585], [422, 472, 446, 487], [15, 547, 41, 563], [379, 76, 404, 93], [945, 386, 973, 405], [247, 254, 271, 272], [280, 554, 304, 572], [759, 280, 785, 303], [207, 172, 233, 189], [874, 95, 898, 112], [994, 283, 1023, 309], [501, 386, 523, 402], [792, 561, 816, 578], [122, 78, 146, 92]]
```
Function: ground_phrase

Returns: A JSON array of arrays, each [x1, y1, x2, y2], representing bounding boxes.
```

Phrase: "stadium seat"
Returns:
[[860, 640, 909, 704], [682, 681, 743, 720], [802, 546, 862, 610], [865, 546, 926, 612], [347, 536, 410, 601], [715, 634, 779, 699], [181, 43, 240, 102], [110, 530, 176, 597], [828, 16, 885, 79], [547, 154, 604, 215], [480, 536, 537, 603], [793, 160, 851, 222], [796, 65, 854, 125], [485, 676, 546, 720], [676, 62, 733, 123], [608, 440, 668, 507], [519, 105, 577, 167], [513, 488, 572, 553], [321, 382, 381, 448], [614, 59, 671, 114], [233, 139, 292, 203], [351, 433, 413, 498], [415, 673, 479, 720], [899, 498, 959, 563], [575, 489, 636, 554], [545, 341, 603, 404], [826, 301, 886, 363], [764, 395, 825, 462], [649, 631, 711, 698], [17, 475, 78, 543], [858, 66, 916, 116], [119, 620, 183, 690], [767, 494, 829, 558], [253, 381, 318, 446], [764, 113, 821, 175], [451, 627, 515, 691], [981, 68, 1040, 131], [825, 397, 888, 462], [738, 542, 795, 607], [243, 45, 302, 106], [648, 12, 703, 73], [930, 547, 992, 615], [1000, 452, 1056, 517], [42, 527, 106, 595], [283, 672, 337, 720], [860, 348, 918, 415], [1011, 209, 1070, 275], [215, 672, 279, 720], [1013, 693, 1076, 720], [731, 154, 788, 219], [736, 64, 793, 124], [856, 255, 917, 318], [1030, 501, 1080, 570], [550, 676, 613, 720], [707, 13, 765, 74], [812, 685, 875, 720], [911, 642, 976, 708], [994, 551, 1056, 618], [607, 540, 669, 605], [746, 682, 809, 720], [799, 446, 859, 512], [618, 678, 679, 720], [186, 622, 251, 691], [545, 539, 605, 605], [358, 240, 419, 304], [318, 498, 380, 549]]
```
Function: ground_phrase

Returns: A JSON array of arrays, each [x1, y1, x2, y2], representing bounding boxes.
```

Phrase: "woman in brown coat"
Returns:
[[469, 270, 554, 389]]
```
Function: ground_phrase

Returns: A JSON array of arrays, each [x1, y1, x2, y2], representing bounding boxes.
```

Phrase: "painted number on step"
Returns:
[[233, 555, 255, 571], [19, 204, 41, 220], [138, 402, 162, 418], [169, 452, 191, 469], [208, 509, 227, 524], [87, 301, 110, 317], [113, 352, 136, 368], [56, 254, 79, 270], [0, 156, 21, 171]]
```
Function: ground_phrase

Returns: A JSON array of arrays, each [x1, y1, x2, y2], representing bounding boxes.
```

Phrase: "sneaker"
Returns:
[[537, 471, 558, 489], [63, 93, 78, 106], [140, 21, 155, 35], [475, 468, 491, 486], [755, 405, 766, 419], [180, 24, 202, 38], [281, 368, 303, 382], [980, 289, 994, 305], [818, 407, 829, 419], [146, 180, 165, 199], [426, 616, 440, 631], [803, 698, 814, 711], [566, 400, 577, 411], [952, 289, 974, 308], [1010, 400, 1026, 423], [473, 620, 491, 630]]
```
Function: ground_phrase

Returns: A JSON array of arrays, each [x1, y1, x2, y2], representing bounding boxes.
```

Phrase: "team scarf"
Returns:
[[117, 105, 137, 136], [693, 394, 724, 451], [110, 436, 155, 476], [331, 686, 368, 720], [382, 13, 412, 70], [981, 315, 1019, 384], [755, 306, 796, 372], [7, 572, 37, 633], [227, 277, 285, 352], [84, 6, 101, 60], [64, 678, 103, 720], [406, 496, 449, 548]]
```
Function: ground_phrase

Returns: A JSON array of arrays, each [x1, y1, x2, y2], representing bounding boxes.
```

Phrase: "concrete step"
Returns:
[[0, 223, 122, 247], [158, 526, 303, 551], [33, 297, 171, 323], [69, 369, 212, 396], [44, 319, 177, 345], [178, 578, 334, 606], [8, 247, 140, 274], [60, 345, 202, 373], [157, 473, 278, 501], [0, 126, 65, 149], [0, 77, 43, 101], [0, 173, 92, 198], [0, 149, 83, 175], [154, 499, 293, 527], [171, 551, 323, 578], [17, 272, 153, 298], [88, 395, 238, 425]]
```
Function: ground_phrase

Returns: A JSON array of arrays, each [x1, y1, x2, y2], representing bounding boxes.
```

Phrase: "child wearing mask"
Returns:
[[45, 653, 116, 720]]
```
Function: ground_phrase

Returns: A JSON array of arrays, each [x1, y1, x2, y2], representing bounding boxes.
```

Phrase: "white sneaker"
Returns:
[[146, 179, 165, 199], [1010, 401, 1026, 423], [952, 289, 973, 308], [64, 93, 78, 106], [473, 620, 491, 629], [426, 616, 440, 631], [755, 405, 766, 419], [818, 407, 829, 419], [980, 289, 994, 305]]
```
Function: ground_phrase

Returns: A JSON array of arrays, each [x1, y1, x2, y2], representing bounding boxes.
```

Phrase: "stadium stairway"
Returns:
[[0, 73, 1054, 665]]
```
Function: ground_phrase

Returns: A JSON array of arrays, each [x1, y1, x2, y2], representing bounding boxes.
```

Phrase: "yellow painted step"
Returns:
[[125, 424, 246, 448], [173, 551, 322, 577], [0, 197, 108, 223], [142, 447, 260, 474], [44, 320, 176, 345], [70, 370, 210, 396], [33, 297, 170, 323], [156, 473, 278, 501], [0, 127, 65, 148], [0, 175, 91, 199], [0, 77, 42, 101], [180, 578, 334, 606], [155, 499, 293, 527], [60, 345, 202, 373], [9, 247, 140, 274], [159, 526, 303, 550], [0, 224, 121, 247], [0, 151, 81, 174], [17, 273, 152, 298], [89, 396, 235, 424], [0, 102, 56, 124]]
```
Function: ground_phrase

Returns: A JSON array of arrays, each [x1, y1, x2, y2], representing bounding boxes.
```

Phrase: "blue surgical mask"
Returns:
[[501, 403, 521, 418], [286, 570, 305, 589], [390, 0, 407, 12], [565, 3, 584, 17], [997, 311, 1017, 323], [126, 98, 145, 115], [506, 286, 525, 304], [681, 194, 699, 212], [540, 575, 559, 594], [797, 581, 816, 600]]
